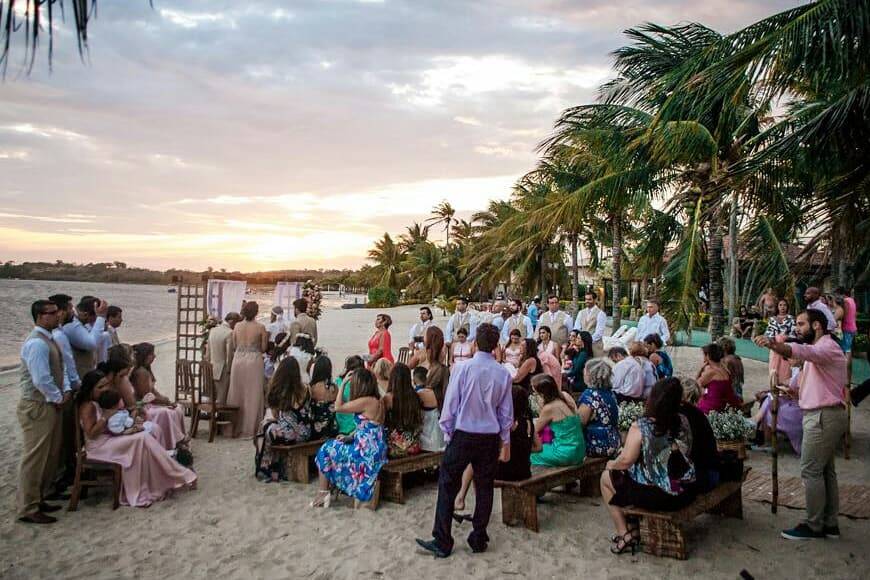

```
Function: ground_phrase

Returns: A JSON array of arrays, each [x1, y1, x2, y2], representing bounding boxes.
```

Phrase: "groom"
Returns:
[[416, 322, 513, 557]]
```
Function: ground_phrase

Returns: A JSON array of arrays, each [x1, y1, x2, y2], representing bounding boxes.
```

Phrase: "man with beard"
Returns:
[[803, 286, 837, 333], [755, 309, 848, 541], [445, 297, 478, 346], [62, 295, 108, 380], [499, 298, 533, 344], [409, 306, 438, 350]]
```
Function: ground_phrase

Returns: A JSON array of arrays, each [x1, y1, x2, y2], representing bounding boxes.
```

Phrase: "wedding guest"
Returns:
[[565, 331, 593, 393], [527, 296, 541, 328], [717, 336, 745, 398], [46, 293, 81, 492], [530, 374, 585, 467], [256, 357, 312, 482], [335, 355, 365, 435], [513, 338, 543, 393], [206, 312, 241, 404], [367, 313, 394, 367], [765, 299, 796, 338], [578, 359, 621, 458], [16, 300, 68, 524], [289, 333, 316, 384], [98, 305, 123, 364], [752, 369, 803, 454], [697, 343, 743, 413], [536, 332, 564, 389], [409, 306, 438, 351], [312, 369, 387, 507], [449, 327, 474, 365], [536, 294, 574, 347], [287, 298, 319, 347], [226, 301, 268, 438], [804, 286, 837, 332], [835, 287, 857, 360], [501, 329, 523, 369], [755, 309, 848, 540], [77, 370, 196, 507], [628, 341, 657, 398], [372, 357, 394, 397], [445, 297, 478, 345], [414, 366, 445, 452], [600, 378, 695, 555], [63, 295, 108, 380], [495, 385, 541, 480], [537, 325, 561, 359], [675, 377, 720, 493], [635, 300, 670, 346], [642, 333, 672, 379], [267, 306, 289, 342], [383, 363, 423, 458], [308, 355, 338, 439], [130, 342, 187, 449], [574, 292, 607, 356], [415, 323, 512, 558], [499, 298, 534, 344], [609, 346, 644, 402]]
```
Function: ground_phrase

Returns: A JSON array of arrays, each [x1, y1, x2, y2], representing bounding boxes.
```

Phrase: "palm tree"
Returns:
[[398, 222, 430, 253], [426, 201, 457, 251], [404, 241, 455, 299], [366, 233, 404, 289]]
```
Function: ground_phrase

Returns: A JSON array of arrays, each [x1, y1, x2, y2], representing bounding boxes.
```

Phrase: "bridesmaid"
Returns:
[[130, 342, 187, 450], [226, 301, 269, 438], [366, 314, 394, 368], [77, 370, 196, 507]]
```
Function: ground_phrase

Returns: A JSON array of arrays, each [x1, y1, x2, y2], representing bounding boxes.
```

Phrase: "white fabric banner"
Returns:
[[274, 282, 302, 321], [206, 279, 247, 320]]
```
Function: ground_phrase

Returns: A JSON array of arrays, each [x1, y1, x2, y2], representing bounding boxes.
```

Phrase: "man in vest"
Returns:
[[574, 292, 608, 357], [536, 294, 574, 347], [499, 298, 534, 344], [409, 306, 438, 350], [445, 297, 478, 345], [17, 299, 70, 524], [63, 296, 108, 380], [207, 312, 242, 404]]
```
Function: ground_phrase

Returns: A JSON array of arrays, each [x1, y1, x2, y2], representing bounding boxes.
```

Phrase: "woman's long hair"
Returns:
[[521, 338, 540, 369], [350, 368, 380, 400], [386, 363, 422, 431], [78, 369, 108, 409], [343, 355, 364, 378], [424, 325, 445, 365], [267, 357, 307, 411], [531, 373, 567, 409], [644, 378, 683, 437], [310, 355, 333, 386], [132, 342, 156, 382], [578, 331, 594, 357]]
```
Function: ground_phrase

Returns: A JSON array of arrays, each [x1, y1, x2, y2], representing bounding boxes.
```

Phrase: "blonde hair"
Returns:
[[371, 357, 393, 382], [585, 358, 612, 390], [628, 341, 648, 358], [679, 376, 701, 404]]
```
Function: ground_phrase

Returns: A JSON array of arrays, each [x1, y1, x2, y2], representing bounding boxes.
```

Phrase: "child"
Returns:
[[98, 389, 153, 435], [412, 366, 428, 391]]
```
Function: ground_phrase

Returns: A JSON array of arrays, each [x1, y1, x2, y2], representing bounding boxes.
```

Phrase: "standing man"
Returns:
[[416, 323, 512, 557], [536, 294, 574, 347], [287, 298, 318, 347], [527, 297, 541, 329], [804, 286, 837, 332], [489, 301, 506, 333], [409, 306, 438, 350], [445, 297, 478, 346], [755, 310, 848, 540], [267, 306, 289, 342], [574, 292, 607, 356], [47, 294, 82, 493], [635, 299, 670, 346], [499, 298, 534, 344], [207, 312, 241, 404], [98, 305, 123, 363], [63, 296, 108, 380], [17, 300, 69, 524]]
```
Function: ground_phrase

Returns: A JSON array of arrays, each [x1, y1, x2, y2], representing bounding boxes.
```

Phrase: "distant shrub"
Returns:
[[368, 286, 399, 307]]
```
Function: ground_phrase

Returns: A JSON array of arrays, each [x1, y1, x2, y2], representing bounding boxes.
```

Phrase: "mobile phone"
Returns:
[[414, 336, 424, 343]]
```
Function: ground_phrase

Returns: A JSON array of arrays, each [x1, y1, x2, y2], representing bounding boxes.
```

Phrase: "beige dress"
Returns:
[[226, 321, 267, 438]]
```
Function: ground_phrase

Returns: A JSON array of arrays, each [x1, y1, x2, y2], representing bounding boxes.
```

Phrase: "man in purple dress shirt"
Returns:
[[416, 323, 513, 558]]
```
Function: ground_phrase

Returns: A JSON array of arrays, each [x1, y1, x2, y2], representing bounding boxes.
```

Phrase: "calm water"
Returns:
[[0, 279, 363, 369]]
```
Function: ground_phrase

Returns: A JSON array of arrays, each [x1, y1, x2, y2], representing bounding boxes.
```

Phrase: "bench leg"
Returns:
[[287, 454, 309, 483], [501, 488, 518, 526], [380, 471, 404, 503], [710, 489, 743, 519], [579, 468, 604, 497], [639, 516, 687, 560]]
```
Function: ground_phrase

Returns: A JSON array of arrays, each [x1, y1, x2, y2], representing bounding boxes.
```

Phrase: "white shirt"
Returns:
[[612, 357, 644, 399], [499, 314, 534, 343], [635, 313, 670, 345], [807, 300, 838, 332], [537, 310, 574, 336], [445, 311, 478, 343], [62, 316, 106, 354], [98, 327, 118, 363], [52, 328, 80, 390], [574, 307, 607, 343], [21, 327, 66, 403], [267, 317, 289, 342], [409, 319, 437, 350]]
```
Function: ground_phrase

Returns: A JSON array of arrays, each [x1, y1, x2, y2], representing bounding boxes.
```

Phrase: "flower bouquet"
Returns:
[[303, 280, 323, 320], [617, 401, 645, 433], [707, 408, 755, 459]]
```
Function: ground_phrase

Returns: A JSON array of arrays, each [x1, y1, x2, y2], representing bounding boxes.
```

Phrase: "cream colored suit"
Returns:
[[206, 322, 234, 403]]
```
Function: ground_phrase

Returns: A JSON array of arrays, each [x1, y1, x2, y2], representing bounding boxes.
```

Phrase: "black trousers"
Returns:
[[432, 430, 501, 552]]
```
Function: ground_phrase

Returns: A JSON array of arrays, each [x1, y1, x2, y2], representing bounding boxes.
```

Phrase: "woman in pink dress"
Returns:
[[130, 342, 187, 450], [226, 301, 269, 438], [366, 313, 394, 367], [697, 343, 744, 414], [78, 370, 196, 507]]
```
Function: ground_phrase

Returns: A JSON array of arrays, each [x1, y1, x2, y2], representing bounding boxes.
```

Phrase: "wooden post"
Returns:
[[769, 371, 779, 515]]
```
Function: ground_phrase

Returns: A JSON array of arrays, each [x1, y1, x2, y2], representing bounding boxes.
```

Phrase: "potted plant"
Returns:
[[707, 408, 755, 459]]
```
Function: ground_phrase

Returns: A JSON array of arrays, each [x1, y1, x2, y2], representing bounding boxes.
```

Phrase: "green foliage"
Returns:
[[617, 401, 646, 432], [367, 286, 399, 308]]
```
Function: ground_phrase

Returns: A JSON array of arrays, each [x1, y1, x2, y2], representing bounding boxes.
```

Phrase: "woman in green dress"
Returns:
[[335, 355, 365, 435], [530, 373, 586, 467]]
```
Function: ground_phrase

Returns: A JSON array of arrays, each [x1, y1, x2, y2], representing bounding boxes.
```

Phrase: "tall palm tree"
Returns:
[[366, 233, 404, 289], [398, 222, 430, 253], [404, 241, 455, 299], [426, 201, 457, 251]]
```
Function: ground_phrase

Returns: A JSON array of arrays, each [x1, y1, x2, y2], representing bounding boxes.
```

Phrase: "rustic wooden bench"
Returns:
[[495, 457, 607, 532], [623, 467, 751, 560], [267, 439, 326, 483], [379, 451, 444, 503]]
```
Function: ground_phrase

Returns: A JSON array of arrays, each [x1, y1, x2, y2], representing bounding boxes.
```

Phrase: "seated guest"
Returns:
[[530, 374, 586, 467], [312, 369, 387, 507], [449, 327, 474, 365], [752, 368, 803, 454], [600, 379, 696, 554], [578, 359, 621, 458], [676, 377, 720, 493], [502, 329, 524, 368], [308, 355, 338, 439], [609, 346, 644, 402], [717, 336, 745, 398], [414, 366, 445, 452], [697, 343, 743, 414], [383, 363, 423, 458], [335, 355, 365, 435], [513, 338, 543, 393], [77, 370, 196, 507], [643, 333, 672, 379], [536, 330, 564, 389], [256, 357, 312, 482], [628, 341, 657, 398], [565, 331, 593, 393], [289, 333, 315, 384], [130, 342, 186, 449], [537, 325, 562, 359], [496, 385, 542, 481], [371, 357, 394, 397]]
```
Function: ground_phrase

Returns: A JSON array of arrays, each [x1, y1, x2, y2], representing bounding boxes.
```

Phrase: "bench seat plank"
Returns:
[[268, 439, 326, 483], [380, 451, 444, 503]]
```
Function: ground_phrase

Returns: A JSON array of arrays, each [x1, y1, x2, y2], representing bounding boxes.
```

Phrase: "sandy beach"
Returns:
[[0, 304, 867, 579]]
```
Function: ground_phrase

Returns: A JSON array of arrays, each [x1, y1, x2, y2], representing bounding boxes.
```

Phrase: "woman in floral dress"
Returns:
[[312, 368, 387, 506], [256, 357, 311, 482], [308, 355, 338, 439], [578, 359, 621, 458], [382, 363, 423, 458]]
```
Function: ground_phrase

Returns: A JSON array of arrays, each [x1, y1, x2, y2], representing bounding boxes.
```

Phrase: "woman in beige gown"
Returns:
[[226, 301, 268, 438]]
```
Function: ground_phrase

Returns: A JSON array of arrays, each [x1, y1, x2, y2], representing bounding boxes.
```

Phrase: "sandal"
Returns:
[[610, 531, 639, 555], [310, 490, 331, 508]]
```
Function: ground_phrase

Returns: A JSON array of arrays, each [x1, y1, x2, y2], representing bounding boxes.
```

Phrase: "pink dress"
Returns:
[[367, 331, 394, 366], [84, 402, 196, 507], [145, 403, 186, 450], [538, 350, 563, 389], [698, 379, 744, 414], [452, 342, 473, 364]]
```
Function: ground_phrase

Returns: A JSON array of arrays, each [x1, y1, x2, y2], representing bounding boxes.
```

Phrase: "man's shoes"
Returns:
[[823, 526, 840, 539], [781, 523, 825, 540], [468, 542, 487, 554], [38, 502, 62, 513], [18, 512, 57, 524], [415, 538, 451, 558]]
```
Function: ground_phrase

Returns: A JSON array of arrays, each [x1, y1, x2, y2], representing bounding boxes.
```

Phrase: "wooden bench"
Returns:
[[266, 439, 325, 483], [623, 467, 751, 560], [495, 457, 607, 532], [379, 451, 444, 503]]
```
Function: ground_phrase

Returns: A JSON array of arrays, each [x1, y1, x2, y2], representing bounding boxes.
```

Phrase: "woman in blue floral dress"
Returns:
[[577, 358, 621, 458], [312, 368, 387, 506]]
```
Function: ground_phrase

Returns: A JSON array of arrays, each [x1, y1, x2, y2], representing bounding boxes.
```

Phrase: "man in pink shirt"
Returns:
[[755, 309, 847, 541]]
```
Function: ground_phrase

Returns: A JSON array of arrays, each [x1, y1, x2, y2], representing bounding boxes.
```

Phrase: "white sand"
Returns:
[[0, 305, 867, 579]]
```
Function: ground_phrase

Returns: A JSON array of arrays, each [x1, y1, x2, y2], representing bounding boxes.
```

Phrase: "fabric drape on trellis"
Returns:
[[206, 280, 247, 320], [274, 282, 302, 321]]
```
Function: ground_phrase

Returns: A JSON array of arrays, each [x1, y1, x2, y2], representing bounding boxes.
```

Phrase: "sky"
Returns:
[[0, 0, 801, 272]]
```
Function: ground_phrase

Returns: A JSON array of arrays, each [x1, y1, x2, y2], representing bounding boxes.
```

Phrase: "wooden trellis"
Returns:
[[175, 280, 206, 403]]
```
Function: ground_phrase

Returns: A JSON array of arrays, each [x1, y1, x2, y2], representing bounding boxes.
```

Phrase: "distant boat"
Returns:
[[167, 287, 177, 293]]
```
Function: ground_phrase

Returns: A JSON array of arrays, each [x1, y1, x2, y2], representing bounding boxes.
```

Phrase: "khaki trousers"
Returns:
[[800, 406, 847, 531], [215, 372, 230, 404], [16, 398, 62, 516]]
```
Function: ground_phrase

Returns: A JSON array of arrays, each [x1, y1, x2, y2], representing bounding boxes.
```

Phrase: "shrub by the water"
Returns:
[[368, 286, 399, 307]]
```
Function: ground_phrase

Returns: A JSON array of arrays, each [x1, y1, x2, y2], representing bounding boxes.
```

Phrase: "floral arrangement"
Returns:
[[303, 280, 323, 320], [707, 408, 755, 441], [617, 401, 645, 432]]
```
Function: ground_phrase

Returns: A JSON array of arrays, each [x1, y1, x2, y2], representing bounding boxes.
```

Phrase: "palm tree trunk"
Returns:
[[570, 234, 580, 317], [539, 248, 547, 299], [707, 212, 726, 340], [611, 215, 623, 330], [728, 190, 739, 321]]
